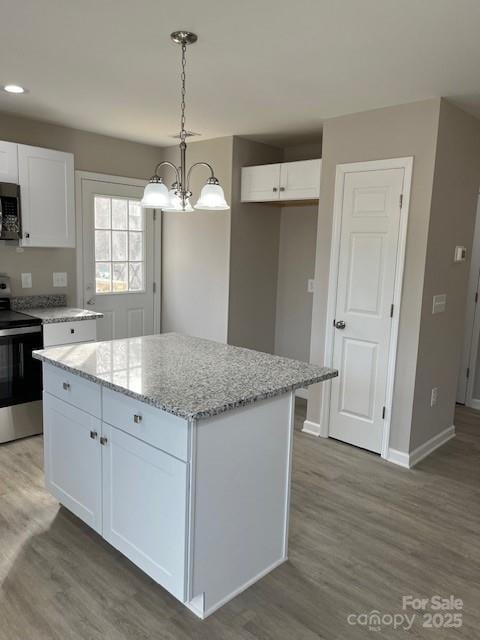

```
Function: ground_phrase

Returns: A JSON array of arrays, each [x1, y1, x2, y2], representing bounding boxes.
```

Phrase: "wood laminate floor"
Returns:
[[0, 401, 479, 639]]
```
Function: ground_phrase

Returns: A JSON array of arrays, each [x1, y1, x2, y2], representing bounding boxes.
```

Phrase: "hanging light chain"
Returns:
[[180, 43, 187, 142]]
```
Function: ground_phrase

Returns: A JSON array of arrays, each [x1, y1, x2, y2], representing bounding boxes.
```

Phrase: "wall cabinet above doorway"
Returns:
[[241, 159, 321, 203]]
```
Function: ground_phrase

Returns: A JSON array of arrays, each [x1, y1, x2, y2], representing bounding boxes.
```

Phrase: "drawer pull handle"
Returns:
[[133, 414, 142, 424], [90, 430, 98, 440], [70, 328, 75, 334], [62, 382, 70, 391], [100, 436, 108, 446]]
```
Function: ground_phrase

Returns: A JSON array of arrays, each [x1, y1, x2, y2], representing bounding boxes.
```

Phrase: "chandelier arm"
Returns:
[[153, 161, 180, 184], [186, 162, 215, 192]]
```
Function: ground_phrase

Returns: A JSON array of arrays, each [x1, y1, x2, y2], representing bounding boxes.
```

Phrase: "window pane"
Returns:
[[129, 232, 143, 261], [96, 262, 111, 293], [129, 262, 144, 291], [129, 200, 143, 230], [112, 262, 128, 292], [112, 199, 127, 230], [95, 230, 111, 261], [112, 231, 127, 261], [95, 197, 111, 229]]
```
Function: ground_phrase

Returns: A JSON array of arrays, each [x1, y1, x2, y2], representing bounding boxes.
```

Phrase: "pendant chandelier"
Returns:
[[141, 31, 229, 212]]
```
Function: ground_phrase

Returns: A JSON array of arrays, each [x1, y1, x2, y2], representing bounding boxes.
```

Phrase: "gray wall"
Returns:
[[0, 111, 162, 301], [274, 205, 318, 361], [161, 137, 233, 342], [307, 99, 441, 454], [227, 137, 283, 352], [410, 100, 480, 450], [274, 142, 321, 362]]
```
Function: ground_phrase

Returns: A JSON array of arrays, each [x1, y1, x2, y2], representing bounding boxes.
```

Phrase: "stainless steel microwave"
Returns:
[[0, 182, 21, 245]]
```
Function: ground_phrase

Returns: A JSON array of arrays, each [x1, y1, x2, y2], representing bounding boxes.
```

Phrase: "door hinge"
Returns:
[[466, 367, 470, 379], [390, 303, 394, 318], [382, 406, 386, 420], [153, 282, 157, 294], [153, 210, 157, 221], [399, 194, 403, 209], [333, 318, 336, 327], [475, 292, 478, 304]]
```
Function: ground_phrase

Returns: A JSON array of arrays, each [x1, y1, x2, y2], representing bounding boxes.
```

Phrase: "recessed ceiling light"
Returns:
[[3, 84, 26, 94]]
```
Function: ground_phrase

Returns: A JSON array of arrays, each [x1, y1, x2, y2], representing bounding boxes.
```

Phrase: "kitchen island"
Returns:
[[33, 333, 337, 619]]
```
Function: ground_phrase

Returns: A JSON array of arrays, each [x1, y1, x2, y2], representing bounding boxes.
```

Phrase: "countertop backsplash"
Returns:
[[11, 294, 68, 310]]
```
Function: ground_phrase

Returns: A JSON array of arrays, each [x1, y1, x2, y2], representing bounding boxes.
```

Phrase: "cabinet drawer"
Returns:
[[103, 388, 189, 461], [43, 320, 97, 347], [43, 363, 101, 417]]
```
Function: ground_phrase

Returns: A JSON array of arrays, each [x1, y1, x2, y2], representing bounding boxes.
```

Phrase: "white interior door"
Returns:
[[329, 167, 405, 453], [81, 177, 157, 340]]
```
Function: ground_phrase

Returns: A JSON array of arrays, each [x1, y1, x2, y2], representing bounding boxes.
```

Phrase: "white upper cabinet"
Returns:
[[241, 159, 321, 203], [279, 159, 321, 200], [18, 144, 75, 247], [0, 141, 19, 183], [241, 163, 281, 202]]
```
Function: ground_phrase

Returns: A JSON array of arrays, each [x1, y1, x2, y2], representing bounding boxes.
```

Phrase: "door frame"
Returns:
[[75, 171, 162, 334], [457, 193, 480, 407], [319, 157, 413, 459]]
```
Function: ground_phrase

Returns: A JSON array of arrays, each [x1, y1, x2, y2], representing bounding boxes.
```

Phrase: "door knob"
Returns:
[[335, 320, 346, 329]]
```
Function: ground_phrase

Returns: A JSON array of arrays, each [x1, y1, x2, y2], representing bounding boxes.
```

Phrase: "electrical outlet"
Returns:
[[21, 273, 32, 288], [307, 278, 315, 293], [431, 387, 438, 407], [53, 272, 68, 287]]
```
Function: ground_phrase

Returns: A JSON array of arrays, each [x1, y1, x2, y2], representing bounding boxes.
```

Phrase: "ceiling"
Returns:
[[2, 0, 480, 148]]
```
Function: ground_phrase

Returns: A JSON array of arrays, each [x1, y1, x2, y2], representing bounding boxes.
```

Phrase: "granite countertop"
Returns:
[[24, 307, 103, 324], [33, 333, 337, 420]]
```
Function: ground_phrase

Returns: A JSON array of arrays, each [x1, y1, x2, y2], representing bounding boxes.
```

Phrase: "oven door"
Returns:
[[0, 326, 43, 408]]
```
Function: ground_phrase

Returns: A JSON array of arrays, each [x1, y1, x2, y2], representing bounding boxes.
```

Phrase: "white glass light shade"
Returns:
[[141, 180, 169, 208], [163, 188, 194, 212], [194, 182, 229, 210]]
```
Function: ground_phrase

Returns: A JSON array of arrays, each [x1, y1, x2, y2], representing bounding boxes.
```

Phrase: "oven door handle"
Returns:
[[0, 326, 42, 337]]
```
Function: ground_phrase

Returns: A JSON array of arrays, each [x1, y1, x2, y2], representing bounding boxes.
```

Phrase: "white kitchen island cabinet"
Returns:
[[34, 333, 336, 619]]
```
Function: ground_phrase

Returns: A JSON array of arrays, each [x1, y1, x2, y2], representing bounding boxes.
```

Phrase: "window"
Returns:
[[94, 196, 144, 294]]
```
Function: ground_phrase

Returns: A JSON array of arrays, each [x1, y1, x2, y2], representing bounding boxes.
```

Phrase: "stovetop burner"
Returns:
[[0, 298, 42, 330]]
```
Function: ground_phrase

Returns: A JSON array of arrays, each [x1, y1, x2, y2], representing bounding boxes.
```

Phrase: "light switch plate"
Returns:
[[307, 278, 315, 293], [53, 272, 68, 287], [432, 293, 447, 314], [454, 246, 467, 262], [21, 273, 32, 288]]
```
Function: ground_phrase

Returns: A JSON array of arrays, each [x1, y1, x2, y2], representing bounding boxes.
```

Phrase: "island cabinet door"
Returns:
[[43, 393, 102, 534], [101, 423, 188, 602]]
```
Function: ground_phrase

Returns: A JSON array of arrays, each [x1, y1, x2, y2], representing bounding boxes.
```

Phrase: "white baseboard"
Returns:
[[409, 425, 455, 467], [467, 398, 480, 411], [386, 425, 455, 469], [302, 419, 321, 436], [295, 388, 308, 401], [186, 557, 286, 619], [385, 447, 410, 468]]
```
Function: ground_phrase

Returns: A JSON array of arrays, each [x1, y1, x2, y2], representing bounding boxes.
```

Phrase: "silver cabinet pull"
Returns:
[[62, 382, 70, 390], [133, 414, 142, 424], [90, 430, 98, 440], [279, 186, 285, 192], [335, 320, 346, 330], [272, 187, 278, 192], [100, 436, 108, 446]]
